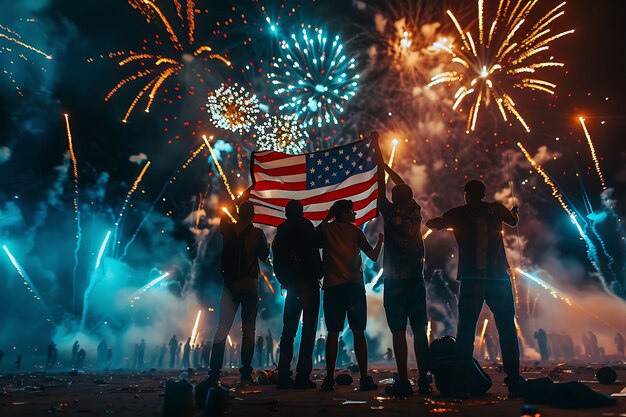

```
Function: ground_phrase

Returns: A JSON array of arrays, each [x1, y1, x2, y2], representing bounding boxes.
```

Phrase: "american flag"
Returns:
[[249, 138, 379, 226]]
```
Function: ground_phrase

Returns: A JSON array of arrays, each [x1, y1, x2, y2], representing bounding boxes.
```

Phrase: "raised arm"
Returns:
[[499, 203, 519, 227], [383, 163, 404, 185], [364, 232, 384, 262], [425, 216, 447, 231]]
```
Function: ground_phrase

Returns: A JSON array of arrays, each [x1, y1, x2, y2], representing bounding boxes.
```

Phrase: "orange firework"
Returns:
[[105, 0, 231, 122]]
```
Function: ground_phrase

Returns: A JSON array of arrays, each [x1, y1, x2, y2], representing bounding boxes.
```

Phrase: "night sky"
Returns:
[[1, 0, 626, 347]]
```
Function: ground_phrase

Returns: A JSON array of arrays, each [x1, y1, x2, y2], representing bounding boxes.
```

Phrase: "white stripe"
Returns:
[[250, 167, 376, 200], [253, 171, 306, 183], [249, 181, 377, 213], [254, 154, 305, 170]]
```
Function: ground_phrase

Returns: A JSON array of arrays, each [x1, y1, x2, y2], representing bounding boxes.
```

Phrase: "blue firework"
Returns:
[[268, 26, 359, 128]]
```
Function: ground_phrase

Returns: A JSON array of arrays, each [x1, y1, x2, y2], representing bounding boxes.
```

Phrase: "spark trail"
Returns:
[[579, 117, 606, 191], [64, 113, 82, 314], [2, 245, 56, 325], [113, 161, 151, 257], [202, 135, 235, 200], [81, 230, 111, 331]]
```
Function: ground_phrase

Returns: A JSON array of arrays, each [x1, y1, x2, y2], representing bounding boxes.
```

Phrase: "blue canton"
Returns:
[[305, 140, 376, 189]]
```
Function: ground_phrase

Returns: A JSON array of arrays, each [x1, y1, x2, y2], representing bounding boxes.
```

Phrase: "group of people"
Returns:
[[206, 134, 525, 398]]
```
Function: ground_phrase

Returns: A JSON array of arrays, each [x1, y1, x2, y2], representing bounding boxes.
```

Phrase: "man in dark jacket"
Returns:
[[426, 180, 522, 398], [273, 200, 323, 389], [209, 201, 269, 386]]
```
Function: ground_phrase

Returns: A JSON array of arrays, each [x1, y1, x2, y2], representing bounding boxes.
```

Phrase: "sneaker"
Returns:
[[321, 375, 335, 392], [294, 375, 316, 389], [359, 375, 378, 391], [417, 378, 432, 395], [384, 379, 413, 397], [276, 377, 294, 389], [240, 374, 256, 387]]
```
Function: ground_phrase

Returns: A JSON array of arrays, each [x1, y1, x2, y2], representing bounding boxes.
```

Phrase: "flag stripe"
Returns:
[[249, 175, 377, 208], [254, 155, 305, 170], [253, 180, 307, 192], [250, 169, 376, 200], [253, 171, 306, 183], [253, 162, 306, 178]]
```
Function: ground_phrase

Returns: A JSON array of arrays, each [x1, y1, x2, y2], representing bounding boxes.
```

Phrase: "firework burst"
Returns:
[[105, 0, 231, 122], [0, 22, 52, 96], [207, 83, 260, 134], [429, 0, 573, 133], [268, 26, 360, 128], [255, 113, 307, 154]]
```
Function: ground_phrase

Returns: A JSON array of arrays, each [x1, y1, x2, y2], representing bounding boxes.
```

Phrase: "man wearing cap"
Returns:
[[317, 199, 384, 392], [425, 180, 522, 398]]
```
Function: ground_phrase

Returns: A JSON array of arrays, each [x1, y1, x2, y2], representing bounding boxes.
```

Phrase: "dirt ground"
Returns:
[[1, 363, 624, 416]]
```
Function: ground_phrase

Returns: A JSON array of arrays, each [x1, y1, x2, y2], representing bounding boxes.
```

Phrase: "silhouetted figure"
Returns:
[[561, 332, 575, 362], [384, 348, 393, 362], [426, 180, 522, 398], [615, 333, 625, 359], [549, 331, 562, 361], [182, 338, 191, 369], [255, 335, 265, 368], [138, 339, 146, 369], [106, 346, 112, 369], [76, 349, 86, 369], [201, 341, 210, 368], [72, 341, 80, 368], [133, 343, 139, 369], [193, 343, 201, 368], [273, 200, 323, 389], [582, 332, 591, 359], [377, 157, 431, 396], [0, 349, 3, 367], [265, 329, 274, 367], [46, 341, 56, 369], [16, 355, 22, 370], [315, 336, 326, 365], [484, 333, 499, 361], [337, 336, 347, 366], [97, 340, 107, 366], [158, 344, 166, 368], [177, 342, 182, 366], [589, 331, 600, 361], [317, 199, 384, 392], [534, 329, 549, 361], [168, 335, 178, 368], [209, 201, 269, 386]]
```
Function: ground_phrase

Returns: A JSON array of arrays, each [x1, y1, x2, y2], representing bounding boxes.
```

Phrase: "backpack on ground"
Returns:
[[429, 335, 492, 396]]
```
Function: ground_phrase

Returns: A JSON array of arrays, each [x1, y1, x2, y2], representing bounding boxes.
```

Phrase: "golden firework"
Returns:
[[429, 0, 573, 133]]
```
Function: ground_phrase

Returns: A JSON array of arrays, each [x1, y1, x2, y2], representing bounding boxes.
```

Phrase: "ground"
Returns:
[[1, 363, 624, 416]]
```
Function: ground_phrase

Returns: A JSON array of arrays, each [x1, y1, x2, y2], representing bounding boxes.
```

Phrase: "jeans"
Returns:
[[455, 279, 520, 389], [277, 283, 320, 378], [209, 285, 258, 378]]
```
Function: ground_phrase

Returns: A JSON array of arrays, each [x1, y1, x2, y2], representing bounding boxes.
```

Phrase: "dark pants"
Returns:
[[278, 283, 320, 378], [209, 285, 258, 378], [456, 280, 520, 389]]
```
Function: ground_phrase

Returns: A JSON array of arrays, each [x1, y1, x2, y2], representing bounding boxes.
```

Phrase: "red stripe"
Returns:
[[252, 175, 377, 206], [253, 151, 294, 164], [253, 162, 306, 177], [253, 180, 307, 192], [355, 207, 378, 226]]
